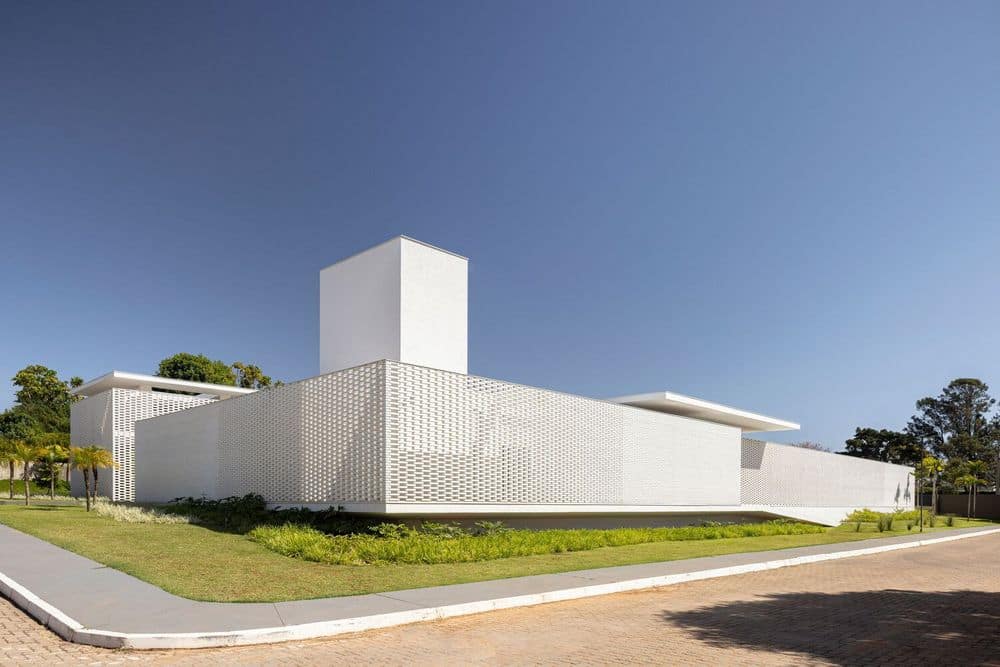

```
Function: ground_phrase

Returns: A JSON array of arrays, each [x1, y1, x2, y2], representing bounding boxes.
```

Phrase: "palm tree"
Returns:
[[956, 473, 978, 519], [0, 439, 15, 500], [70, 447, 95, 511], [967, 461, 988, 516], [71, 446, 116, 510], [921, 456, 945, 516], [38, 443, 68, 499], [10, 441, 43, 506], [86, 446, 116, 503]]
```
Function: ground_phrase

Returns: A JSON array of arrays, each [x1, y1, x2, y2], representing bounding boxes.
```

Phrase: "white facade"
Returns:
[[75, 235, 914, 526], [134, 360, 911, 525], [70, 373, 253, 502], [319, 237, 468, 375]]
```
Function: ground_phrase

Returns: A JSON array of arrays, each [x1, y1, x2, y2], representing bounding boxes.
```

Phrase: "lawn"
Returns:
[[0, 504, 990, 603]]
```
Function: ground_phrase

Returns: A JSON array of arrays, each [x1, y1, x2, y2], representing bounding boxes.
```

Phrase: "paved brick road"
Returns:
[[3, 533, 999, 665]]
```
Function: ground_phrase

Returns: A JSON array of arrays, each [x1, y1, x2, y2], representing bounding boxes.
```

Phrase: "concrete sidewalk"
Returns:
[[1, 523, 998, 650]]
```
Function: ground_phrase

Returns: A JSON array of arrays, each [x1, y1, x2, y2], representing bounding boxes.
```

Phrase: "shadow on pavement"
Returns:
[[663, 589, 1000, 665]]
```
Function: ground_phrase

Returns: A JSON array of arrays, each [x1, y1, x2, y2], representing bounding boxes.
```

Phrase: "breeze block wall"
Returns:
[[69, 390, 113, 499], [384, 361, 741, 508], [740, 439, 913, 509], [72, 388, 212, 501], [133, 360, 743, 509], [217, 362, 386, 504]]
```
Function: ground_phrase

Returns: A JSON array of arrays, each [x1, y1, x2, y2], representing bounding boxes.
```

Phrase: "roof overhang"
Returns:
[[607, 391, 799, 432], [70, 371, 256, 400]]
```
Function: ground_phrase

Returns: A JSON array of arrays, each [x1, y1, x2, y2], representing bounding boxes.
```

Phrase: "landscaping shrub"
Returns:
[[845, 508, 922, 523], [418, 521, 466, 539], [249, 521, 827, 566], [946, 515, 955, 526], [876, 514, 893, 532], [370, 522, 416, 539], [165, 494, 377, 535], [473, 520, 510, 536], [93, 498, 194, 524]]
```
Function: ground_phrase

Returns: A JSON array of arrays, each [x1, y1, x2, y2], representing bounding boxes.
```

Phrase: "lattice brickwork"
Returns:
[[218, 362, 385, 504], [110, 389, 213, 501], [740, 439, 912, 508], [69, 391, 114, 498], [385, 361, 740, 506]]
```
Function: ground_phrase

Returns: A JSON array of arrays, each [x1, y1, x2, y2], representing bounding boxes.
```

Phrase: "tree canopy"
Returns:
[[156, 353, 279, 389], [156, 353, 236, 386], [846, 378, 1000, 492], [231, 362, 272, 389], [843, 428, 923, 466], [1, 364, 80, 437], [906, 378, 995, 462]]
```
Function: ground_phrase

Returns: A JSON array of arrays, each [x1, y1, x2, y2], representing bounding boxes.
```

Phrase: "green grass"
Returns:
[[0, 504, 991, 603], [249, 521, 827, 565]]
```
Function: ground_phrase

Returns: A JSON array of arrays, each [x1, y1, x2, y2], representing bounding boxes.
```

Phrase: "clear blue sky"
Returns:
[[2, 2, 998, 449]]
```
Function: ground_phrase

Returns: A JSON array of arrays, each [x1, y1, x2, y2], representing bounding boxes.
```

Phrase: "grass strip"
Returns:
[[0, 504, 991, 603]]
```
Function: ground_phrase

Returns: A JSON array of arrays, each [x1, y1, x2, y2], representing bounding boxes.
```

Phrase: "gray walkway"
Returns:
[[0, 523, 997, 647]]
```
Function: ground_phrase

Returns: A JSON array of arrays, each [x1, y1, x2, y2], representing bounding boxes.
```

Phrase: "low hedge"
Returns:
[[249, 521, 826, 566]]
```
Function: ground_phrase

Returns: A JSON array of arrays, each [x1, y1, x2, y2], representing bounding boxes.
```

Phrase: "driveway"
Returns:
[[3, 532, 999, 665]]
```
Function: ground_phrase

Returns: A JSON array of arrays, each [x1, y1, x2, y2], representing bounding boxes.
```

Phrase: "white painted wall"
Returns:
[[319, 238, 401, 375], [399, 239, 468, 375], [134, 402, 221, 503], [319, 237, 467, 375]]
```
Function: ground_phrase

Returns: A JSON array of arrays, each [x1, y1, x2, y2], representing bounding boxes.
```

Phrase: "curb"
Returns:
[[3, 527, 999, 650]]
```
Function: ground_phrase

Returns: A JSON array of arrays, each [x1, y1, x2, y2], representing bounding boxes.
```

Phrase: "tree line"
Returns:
[[842, 378, 999, 509]]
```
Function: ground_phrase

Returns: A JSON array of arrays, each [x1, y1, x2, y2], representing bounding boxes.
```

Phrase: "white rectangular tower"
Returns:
[[320, 236, 468, 375]]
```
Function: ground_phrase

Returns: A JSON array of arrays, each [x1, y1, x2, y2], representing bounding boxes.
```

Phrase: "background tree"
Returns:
[[12, 365, 74, 406], [0, 411, 31, 498], [157, 353, 236, 386], [32, 432, 71, 483], [231, 362, 272, 389], [907, 379, 995, 462], [10, 441, 42, 506], [0, 439, 15, 500], [3, 364, 80, 436], [37, 442, 68, 499], [844, 428, 924, 465]]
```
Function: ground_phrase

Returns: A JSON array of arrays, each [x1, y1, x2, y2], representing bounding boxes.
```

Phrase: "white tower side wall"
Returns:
[[319, 238, 468, 375]]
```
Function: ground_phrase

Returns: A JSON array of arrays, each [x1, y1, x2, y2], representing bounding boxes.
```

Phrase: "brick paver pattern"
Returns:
[[2, 533, 999, 665]]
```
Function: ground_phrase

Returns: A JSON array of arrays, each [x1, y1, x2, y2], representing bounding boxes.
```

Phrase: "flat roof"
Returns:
[[607, 391, 800, 432], [70, 371, 256, 400]]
